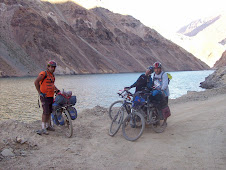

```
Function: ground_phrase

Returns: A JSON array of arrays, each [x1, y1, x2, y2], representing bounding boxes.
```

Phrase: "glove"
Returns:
[[152, 90, 161, 96], [124, 87, 131, 90], [39, 92, 46, 98]]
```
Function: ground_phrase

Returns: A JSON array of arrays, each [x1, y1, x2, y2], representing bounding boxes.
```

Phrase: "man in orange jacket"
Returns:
[[34, 60, 59, 135]]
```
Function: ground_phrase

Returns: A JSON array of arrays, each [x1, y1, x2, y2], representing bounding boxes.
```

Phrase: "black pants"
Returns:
[[149, 94, 168, 109]]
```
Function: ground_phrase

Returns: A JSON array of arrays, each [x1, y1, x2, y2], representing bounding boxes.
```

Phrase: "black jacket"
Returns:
[[130, 74, 152, 92]]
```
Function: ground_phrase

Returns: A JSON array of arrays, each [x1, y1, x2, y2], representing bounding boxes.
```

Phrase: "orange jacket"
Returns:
[[39, 71, 55, 97]]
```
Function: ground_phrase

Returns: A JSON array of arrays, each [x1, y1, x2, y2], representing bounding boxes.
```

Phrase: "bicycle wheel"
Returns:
[[62, 110, 73, 138], [108, 100, 123, 120], [122, 111, 145, 141], [50, 113, 55, 128], [109, 106, 124, 136], [151, 109, 167, 133]]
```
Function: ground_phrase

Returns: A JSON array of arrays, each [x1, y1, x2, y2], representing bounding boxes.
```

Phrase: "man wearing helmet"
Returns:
[[125, 66, 154, 92], [34, 60, 59, 135], [152, 62, 169, 104]]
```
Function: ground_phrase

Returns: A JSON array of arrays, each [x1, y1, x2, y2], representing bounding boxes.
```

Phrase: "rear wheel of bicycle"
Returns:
[[109, 106, 124, 136], [151, 109, 167, 133], [62, 110, 73, 138], [108, 100, 123, 120], [122, 111, 145, 141]]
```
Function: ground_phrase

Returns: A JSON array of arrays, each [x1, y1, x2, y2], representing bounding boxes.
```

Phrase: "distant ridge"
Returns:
[[177, 15, 221, 37], [174, 14, 226, 67]]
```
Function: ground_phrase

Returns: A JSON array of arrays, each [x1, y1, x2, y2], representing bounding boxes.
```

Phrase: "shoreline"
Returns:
[[1, 67, 226, 169], [0, 69, 214, 79], [1, 86, 226, 169]]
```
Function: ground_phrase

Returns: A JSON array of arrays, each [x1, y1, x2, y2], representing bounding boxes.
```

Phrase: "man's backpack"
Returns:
[[166, 73, 172, 84], [40, 71, 55, 84], [40, 71, 47, 85], [154, 72, 172, 84]]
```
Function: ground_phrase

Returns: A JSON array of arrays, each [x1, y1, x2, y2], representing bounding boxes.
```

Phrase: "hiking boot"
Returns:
[[162, 121, 167, 127], [46, 126, 55, 131], [42, 129, 49, 135], [36, 129, 43, 135], [36, 129, 49, 135]]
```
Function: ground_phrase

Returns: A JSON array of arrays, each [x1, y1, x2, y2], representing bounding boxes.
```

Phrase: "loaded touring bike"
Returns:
[[51, 90, 77, 138], [51, 104, 73, 138], [109, 89, 169, 141]]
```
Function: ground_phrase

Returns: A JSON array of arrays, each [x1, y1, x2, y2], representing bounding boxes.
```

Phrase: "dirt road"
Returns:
[[1, 89, 226, 170]]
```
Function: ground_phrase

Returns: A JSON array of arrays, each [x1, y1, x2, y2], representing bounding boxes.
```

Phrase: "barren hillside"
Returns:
[[214, 50, 226, 67], [0, 0, 209, 77]]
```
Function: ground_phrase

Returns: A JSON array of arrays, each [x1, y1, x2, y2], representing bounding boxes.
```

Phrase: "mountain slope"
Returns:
[[214, 50, 226, 67], [0, 0, 209, 77], [175, 14, 226, 67]]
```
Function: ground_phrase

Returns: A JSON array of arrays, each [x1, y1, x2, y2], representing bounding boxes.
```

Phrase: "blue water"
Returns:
[[0, 70, 214, 121], [55, 70, 214, 109]]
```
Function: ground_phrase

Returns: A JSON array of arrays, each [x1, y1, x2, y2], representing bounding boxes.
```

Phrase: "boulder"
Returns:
[[200, 66, 226, 89], [1, 148, 15, 157]]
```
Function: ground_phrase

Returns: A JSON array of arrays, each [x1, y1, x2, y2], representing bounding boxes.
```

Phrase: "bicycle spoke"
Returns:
[[122, 111, 145, 141], [62, 110, 73, 138], [109, 107, 124, 136], [108, 100, 123, 120]]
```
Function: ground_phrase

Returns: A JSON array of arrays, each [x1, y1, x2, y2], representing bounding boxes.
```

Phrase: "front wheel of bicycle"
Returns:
[[109, 106, 124, 136], [62, 110, 73, 138], [122, 111, 145, 141], [108, 100, 123, 120]]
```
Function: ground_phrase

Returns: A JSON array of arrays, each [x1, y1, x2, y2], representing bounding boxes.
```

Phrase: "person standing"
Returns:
[[34, 60, 59, 135], [152, 61, 169, 105]]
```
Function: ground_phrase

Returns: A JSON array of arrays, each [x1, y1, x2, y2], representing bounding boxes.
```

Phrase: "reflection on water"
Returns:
[[0, 70, 214, 122]]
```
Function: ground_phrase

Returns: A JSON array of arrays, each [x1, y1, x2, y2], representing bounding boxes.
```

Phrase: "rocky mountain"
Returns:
[[200, 66, 226, 89], [0, 0, 209, 77], [214, 50, 226, 67], [175, 14, 226, 67]]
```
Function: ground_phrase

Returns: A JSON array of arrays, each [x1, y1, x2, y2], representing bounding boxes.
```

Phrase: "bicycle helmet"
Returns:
[[153, 62, 162, 68], [47, 60, 57, 67], [147, 66, 154, 72]]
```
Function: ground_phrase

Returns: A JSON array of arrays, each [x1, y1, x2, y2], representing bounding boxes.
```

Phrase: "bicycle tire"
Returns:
[[122, 111, 145, 141], [108, 100, 123, 120], [50, 113, 55, 128], [63, 110, 73, 138], [152, 119, 167, 133], [109, 106, 124, 136]]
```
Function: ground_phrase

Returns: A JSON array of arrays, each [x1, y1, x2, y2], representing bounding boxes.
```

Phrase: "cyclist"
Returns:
[[124, 66, 154, 127], [151, 61, 169, 107], [125, 66, 154, 92], [34, 60, 59, 135]]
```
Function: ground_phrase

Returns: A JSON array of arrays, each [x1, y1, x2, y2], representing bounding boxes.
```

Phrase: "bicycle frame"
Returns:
[[118, 89, 133, 101], [133, 93, 159, 125], [122, 100, 132, 114], [55, 104, 73, 113]]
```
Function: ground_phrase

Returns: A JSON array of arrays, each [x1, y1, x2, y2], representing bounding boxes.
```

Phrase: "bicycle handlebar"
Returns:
[[117, 89, 132, 96]]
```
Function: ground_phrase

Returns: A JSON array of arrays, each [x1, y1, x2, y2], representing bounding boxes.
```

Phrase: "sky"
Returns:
[[48, 0, 226, 37]]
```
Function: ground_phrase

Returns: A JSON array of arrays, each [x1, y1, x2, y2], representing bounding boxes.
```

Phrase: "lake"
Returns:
[[0, 70, 214, 122]]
